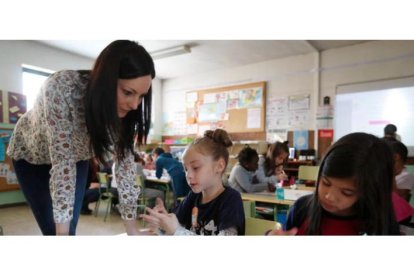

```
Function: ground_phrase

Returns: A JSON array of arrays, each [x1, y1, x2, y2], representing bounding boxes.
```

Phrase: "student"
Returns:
[[269, 132, 400, 235], [142, 129, 245, 235], [7, 40, 155, 235], [383, 123, 401, 141], [143, 152, 156, 170], [152, 147, 190, 201], [133, 152, 165, 206], [228, 146, 268, 193], [255, 141, 289, 185], [387, 140, 414, 201]]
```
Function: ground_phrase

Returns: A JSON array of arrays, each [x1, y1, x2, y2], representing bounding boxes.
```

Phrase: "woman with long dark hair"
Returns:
[[8, 40, 155, 235]]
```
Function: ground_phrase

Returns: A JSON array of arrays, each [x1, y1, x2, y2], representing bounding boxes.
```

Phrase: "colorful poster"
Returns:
[[8, 91, 27, 124], [239, 87, 262, 108], [199, 103, 219, 122], [227, 99, 239, 109]]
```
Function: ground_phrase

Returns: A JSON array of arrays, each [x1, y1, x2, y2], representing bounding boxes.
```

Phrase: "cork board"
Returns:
[[187, 81, 266, 135]]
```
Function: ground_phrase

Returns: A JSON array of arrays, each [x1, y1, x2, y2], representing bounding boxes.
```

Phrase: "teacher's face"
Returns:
[[116, 75, 152, 118]]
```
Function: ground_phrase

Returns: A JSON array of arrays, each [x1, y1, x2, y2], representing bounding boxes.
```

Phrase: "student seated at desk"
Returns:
[[228, 146, 268, 193], [133, 152, 164, 206], [142, 129, 245, 235], [152, 147, 190, 202], [267, 133, 400, 235], [386, 140, 414, 201], [255, 141, 289, 185]]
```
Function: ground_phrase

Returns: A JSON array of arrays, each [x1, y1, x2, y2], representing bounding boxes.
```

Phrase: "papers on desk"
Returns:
[[283, 189, 313, 201]]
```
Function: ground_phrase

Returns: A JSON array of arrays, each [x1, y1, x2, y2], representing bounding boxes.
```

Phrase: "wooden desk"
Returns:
[[145, 176, 170, 185], [241, 192, 294, 206]]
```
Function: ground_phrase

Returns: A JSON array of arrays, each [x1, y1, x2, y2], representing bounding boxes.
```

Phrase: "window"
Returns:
[[22, 65, 54, 110]]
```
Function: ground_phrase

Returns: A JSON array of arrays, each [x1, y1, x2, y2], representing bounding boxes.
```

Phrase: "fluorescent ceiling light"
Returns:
[[150, 45, 191, 60]]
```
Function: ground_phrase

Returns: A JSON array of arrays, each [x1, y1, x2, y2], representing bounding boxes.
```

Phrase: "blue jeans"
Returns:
[[12, 159, 89, 235]]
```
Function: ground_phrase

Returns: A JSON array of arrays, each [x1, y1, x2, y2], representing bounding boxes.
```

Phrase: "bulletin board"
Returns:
[[186, 81, 266, 135], [0, 128, 18, 192]]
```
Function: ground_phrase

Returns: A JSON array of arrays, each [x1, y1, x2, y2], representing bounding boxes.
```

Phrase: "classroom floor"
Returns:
[[0, 202, 127, 235]]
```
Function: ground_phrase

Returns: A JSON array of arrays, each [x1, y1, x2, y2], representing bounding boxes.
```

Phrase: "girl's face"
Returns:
[[183, 147, 225, 194], [318, 176, 359, 216], [274, 151, 288, 166], [116, 75, 152, 118], [243, 156, 259, 172]]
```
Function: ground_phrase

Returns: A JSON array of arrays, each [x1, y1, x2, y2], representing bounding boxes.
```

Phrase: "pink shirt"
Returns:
[[392, 192, 414, 222]]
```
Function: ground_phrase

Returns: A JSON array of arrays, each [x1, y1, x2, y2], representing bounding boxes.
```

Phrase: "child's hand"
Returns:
[[267, 227, 298, 236], [276, 171, 288, 181], [152, 197, 168, 214], [141, 206, 179, 235]]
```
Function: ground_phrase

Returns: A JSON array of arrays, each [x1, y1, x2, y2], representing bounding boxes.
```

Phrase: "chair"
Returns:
[[243, 200, 256, 218], [406, 165, 414, 176], [94, 172, 117, 222], [245, 217, 281, 235], [298, 165, 319, 182]]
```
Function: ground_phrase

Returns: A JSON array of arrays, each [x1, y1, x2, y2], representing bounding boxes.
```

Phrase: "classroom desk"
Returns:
[[145, 176, 171, 185], [144, 176, 172, 209], [241, 192, 294, 206], [241, 185, 316, 222], [241, 184, 315, 204]]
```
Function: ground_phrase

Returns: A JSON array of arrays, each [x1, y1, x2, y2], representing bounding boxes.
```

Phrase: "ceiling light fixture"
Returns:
[[150, 45, 191, 60]]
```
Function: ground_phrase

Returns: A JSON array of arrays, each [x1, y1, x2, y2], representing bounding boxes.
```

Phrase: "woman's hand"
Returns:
[[55, 222, 70, 235], [267, 227, 298, 236], [141, 199, 179, 235], [123, 220, 141, 235]]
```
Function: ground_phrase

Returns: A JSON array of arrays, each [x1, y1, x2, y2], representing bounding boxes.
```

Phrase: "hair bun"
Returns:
[[204, 129, 233, 148]]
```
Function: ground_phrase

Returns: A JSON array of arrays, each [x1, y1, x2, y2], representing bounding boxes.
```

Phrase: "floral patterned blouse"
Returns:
[[7, 70, 140, 223]]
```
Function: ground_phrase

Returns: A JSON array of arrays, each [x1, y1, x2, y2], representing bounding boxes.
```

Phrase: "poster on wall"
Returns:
[[293, 130, 309, 150], [288, 94, 310, 111], [8, 91, 27, 124], [267, 97, 289, 131], [239, 87, 262, 108]]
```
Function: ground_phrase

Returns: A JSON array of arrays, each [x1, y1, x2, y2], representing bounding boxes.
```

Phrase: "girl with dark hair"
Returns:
[[268, 132, 400, 235], [228, 146, 268, 193], [8, 40, 155, 235], [142, 129, 245, 235], [255, 141, 289, 185]]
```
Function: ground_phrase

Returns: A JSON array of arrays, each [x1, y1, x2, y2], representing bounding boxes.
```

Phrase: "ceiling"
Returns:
[[38, 40, 370, 79]]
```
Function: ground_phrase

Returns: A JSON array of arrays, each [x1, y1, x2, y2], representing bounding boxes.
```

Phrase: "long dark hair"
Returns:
[[306, 132, 400, 235], [263, 141, 289, 176], [84, 40, 155, 164]]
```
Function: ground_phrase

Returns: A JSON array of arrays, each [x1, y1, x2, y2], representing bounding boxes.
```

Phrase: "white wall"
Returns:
[[320, 40, 414, 103], [0, 40, 163, 133], [0, 40, 94, 93], [158, 40, 414, 145], [160, 52, 319, 138]]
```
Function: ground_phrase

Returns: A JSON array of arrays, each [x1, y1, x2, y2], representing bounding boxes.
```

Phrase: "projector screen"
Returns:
[[334, 77, 414, 156]]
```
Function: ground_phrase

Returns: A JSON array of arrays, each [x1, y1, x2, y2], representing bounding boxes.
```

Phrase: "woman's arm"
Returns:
[[44, 71, 78, 234], [115, 151, 142, 233]]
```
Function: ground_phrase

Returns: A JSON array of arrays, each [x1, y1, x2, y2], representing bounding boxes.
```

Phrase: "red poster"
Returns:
[[318, 129, 334, 138]]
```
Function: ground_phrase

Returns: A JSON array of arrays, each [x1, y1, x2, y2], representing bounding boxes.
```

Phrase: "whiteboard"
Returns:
[[335, 77, 414, 156]]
